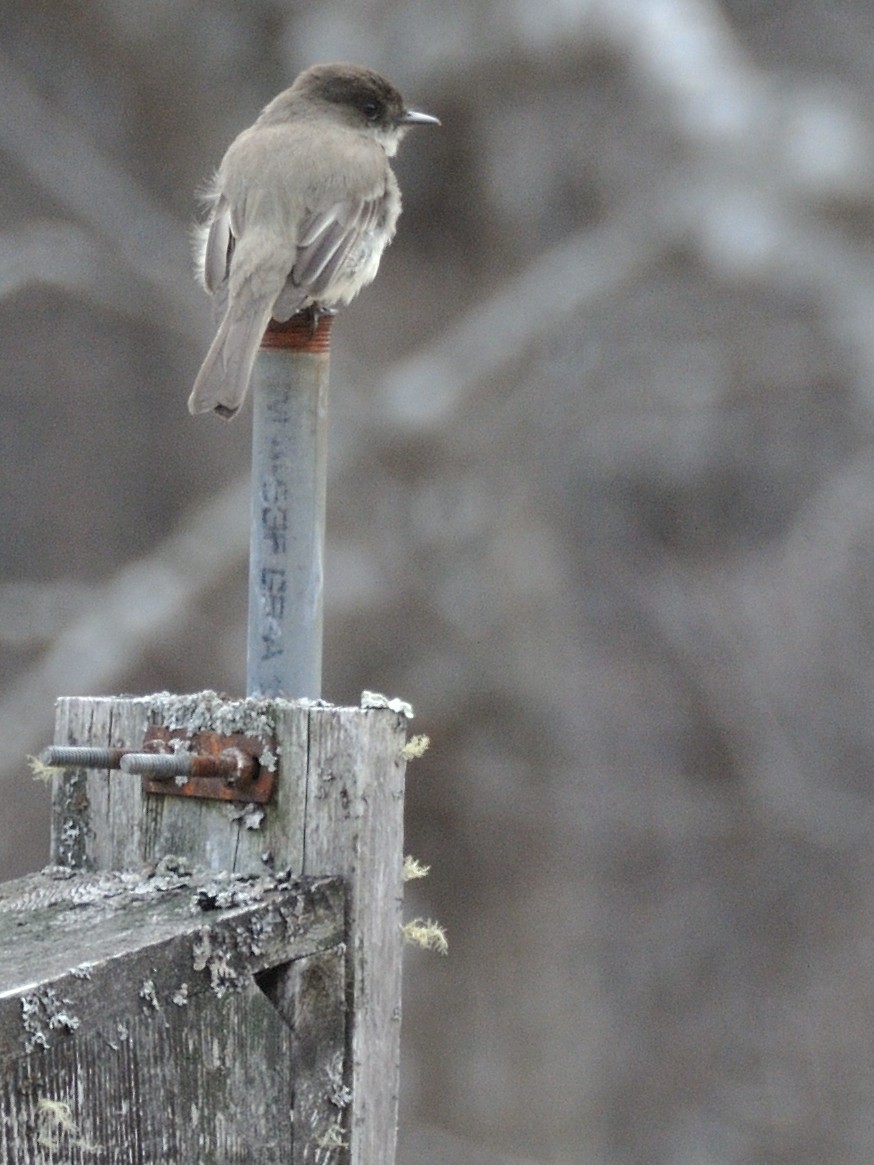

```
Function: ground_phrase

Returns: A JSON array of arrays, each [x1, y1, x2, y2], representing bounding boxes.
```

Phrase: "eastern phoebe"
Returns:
[[188, 63, 439, 419]]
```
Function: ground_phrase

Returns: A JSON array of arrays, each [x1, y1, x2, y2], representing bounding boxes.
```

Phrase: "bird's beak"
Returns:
[[399, 109, 441, 127]]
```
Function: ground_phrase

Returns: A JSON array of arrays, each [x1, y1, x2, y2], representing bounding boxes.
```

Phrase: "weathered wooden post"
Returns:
[[44, 690, 409, 1164], [0, 321, 412, 1162]]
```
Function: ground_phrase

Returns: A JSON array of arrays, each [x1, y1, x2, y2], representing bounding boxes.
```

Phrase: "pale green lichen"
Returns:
[[401, 733, 430, 760], [403, 918, 448, 955], [403, 856, 430, 882]]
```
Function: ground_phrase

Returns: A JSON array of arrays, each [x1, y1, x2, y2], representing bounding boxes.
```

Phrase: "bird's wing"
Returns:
[[270, 195, 383, 321], [202, 196, 234, 293], [294, 197, 379, 291]]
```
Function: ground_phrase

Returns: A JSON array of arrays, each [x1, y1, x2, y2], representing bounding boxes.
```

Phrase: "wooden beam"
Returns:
[[50, 691, 409, 1165]]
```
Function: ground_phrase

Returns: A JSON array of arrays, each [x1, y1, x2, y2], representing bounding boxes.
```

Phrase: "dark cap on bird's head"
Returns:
[[264, 63, 440, 148]]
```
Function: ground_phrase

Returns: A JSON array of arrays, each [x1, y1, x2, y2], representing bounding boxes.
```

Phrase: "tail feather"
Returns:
[[188, 302, 273, 420]]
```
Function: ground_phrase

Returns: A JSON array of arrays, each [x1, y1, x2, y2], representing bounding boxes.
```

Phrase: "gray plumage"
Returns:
[[189, 63, 439, 419]]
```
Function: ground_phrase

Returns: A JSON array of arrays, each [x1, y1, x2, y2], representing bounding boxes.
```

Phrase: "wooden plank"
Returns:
[[0, 868, 346, 1164], [0, 868, 346, 1058], [51, 696, 151, 870], [299, 705, 408, 1165], [256, 948, 348, 1165], [256, 699, 310, 873], [4, 979, 293, 1163], [52, 696, 118, 869]]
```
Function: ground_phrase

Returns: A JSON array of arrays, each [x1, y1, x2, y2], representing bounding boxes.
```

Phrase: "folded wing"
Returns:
[[272, 196, 383, 321]]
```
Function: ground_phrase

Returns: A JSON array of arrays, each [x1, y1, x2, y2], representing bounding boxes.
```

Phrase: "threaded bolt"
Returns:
[[120, 753, 192, 781], [40, 746, 128, 770], [120, 751, 249, 783]]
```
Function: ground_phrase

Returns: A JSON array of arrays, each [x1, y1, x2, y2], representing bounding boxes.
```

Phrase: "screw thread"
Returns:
[[120, 753, 193, 778], [40, 746, 126, 769]]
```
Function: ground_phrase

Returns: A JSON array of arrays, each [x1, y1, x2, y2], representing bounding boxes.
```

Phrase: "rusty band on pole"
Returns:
[[260, 313, 334, 353], [246, 313, 333, 699]]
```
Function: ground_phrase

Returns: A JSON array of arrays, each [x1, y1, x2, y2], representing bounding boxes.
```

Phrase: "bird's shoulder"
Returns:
[[220, 117, 391, 211]]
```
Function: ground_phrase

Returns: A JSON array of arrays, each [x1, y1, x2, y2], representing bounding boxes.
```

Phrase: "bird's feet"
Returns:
[[304, 303, 337, 337]]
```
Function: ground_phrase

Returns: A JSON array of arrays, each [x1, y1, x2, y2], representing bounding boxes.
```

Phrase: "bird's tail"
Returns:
[[188, 300, 274, 420]]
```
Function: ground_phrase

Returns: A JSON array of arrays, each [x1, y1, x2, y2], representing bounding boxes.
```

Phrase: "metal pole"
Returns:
[[246, 314, 332, 698]]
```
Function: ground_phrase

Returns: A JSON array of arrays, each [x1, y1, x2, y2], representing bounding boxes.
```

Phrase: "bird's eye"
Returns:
[[362, 99, 380, 120]]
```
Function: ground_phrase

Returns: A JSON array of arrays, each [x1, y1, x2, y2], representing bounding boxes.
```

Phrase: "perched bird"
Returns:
[[188, 63, 439, 419]]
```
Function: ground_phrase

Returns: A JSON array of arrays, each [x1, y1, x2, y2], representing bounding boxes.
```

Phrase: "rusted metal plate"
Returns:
[[140, 726, 278, 803]]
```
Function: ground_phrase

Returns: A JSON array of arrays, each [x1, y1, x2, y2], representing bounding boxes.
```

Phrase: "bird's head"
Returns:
[[292, 63, 440, 155]]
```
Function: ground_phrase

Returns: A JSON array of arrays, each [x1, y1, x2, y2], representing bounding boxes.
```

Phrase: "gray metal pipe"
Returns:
[[246, 315, 332, 698]]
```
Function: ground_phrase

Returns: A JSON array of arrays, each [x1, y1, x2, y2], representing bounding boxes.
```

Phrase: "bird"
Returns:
[[188, 63, 440, 419]]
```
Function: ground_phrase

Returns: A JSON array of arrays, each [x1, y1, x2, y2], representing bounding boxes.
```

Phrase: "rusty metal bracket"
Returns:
[[135, 727, 277, 803], [41, 729, 278, 804]]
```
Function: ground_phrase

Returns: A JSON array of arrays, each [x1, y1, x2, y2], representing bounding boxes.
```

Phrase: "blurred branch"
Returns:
[[596, 0, 874, 202], [377, 170, 874, 445], [0, 580, 94, 647], [375, 0, 874, 437], [623, 544, 874, 848], [406, 0, 874, 412], [411, 0, 874, 204], [679, 181, 874, 406], [0, 221, 185, 328], [377, 212, 666, 434], [0, 479, 247, 776], [0, 49, 201, 337]]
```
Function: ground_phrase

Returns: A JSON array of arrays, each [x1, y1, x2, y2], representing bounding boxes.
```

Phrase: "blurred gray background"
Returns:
[[3, 1, 874, 1162]]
